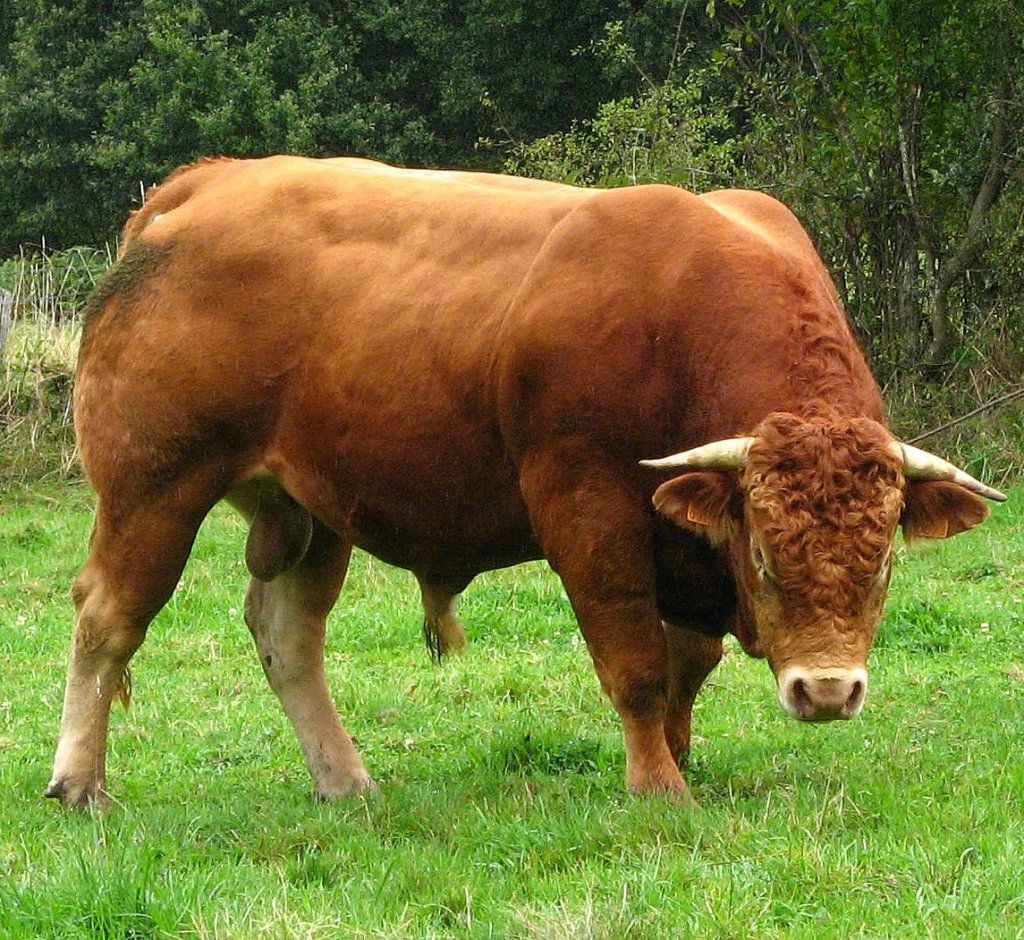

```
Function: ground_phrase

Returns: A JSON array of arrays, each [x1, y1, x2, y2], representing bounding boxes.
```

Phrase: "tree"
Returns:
[[725, 0, 1023, 370], [0, 1, 141, 250], [511, 0, 1024, 376]]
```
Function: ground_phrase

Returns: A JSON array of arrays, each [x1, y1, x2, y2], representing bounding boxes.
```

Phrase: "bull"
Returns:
[[46, 156, 1004, 808]]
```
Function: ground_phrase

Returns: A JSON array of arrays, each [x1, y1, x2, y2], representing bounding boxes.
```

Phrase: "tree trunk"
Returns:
[[897, 238, 920, 365], [923, 283, 954, 370], [922, 78, 1011, 370]]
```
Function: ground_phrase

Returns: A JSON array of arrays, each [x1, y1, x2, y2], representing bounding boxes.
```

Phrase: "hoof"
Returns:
[[313, 773, 378, 802], [626, 762, 697, 806], [438, 619, 468, 656], [44, 776, 110, 811], [424, 614, 468, 661], [629, 777, 699, 808]]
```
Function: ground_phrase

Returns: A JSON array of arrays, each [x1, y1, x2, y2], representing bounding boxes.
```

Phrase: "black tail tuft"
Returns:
[[422, 615, 444, 663]]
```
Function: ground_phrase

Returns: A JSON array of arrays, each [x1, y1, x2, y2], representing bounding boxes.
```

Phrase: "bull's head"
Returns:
[[642, 413, 1005, 721]]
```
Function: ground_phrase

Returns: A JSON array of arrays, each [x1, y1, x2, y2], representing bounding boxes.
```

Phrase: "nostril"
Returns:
[[791, 677, 813, 717], [844, 678, 866, 715]]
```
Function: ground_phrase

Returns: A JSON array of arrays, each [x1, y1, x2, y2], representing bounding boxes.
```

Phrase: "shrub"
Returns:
[[0, 246, 111, 483]]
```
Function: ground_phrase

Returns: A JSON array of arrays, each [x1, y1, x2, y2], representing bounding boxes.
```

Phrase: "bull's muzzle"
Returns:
[[777, 667, 868, 721]]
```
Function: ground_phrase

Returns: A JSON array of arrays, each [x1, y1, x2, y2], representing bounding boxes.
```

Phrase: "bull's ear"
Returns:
[[652, 471, 738, 544], [902, 480, 990, 540]]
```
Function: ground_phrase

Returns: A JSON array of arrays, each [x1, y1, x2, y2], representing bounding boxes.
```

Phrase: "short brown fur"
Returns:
[[79, 241, 170, 348]]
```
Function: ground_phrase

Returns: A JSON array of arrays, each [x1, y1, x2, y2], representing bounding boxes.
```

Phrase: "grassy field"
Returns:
[[1, 481, 1023, 939]]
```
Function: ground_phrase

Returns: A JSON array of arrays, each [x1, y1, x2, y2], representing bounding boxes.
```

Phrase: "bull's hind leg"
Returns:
[[416, 575, 468, 660], [46, 491, 211, 809], [236, 490, 374, 800]]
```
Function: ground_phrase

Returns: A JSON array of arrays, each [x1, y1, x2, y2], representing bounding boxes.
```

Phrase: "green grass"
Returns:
[[2, 482, 1023, 938]]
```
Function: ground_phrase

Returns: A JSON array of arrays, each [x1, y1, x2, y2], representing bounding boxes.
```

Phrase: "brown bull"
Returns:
[[46, 156, 1004, 808]]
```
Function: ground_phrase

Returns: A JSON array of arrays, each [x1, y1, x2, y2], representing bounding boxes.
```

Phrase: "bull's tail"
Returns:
[[418, 581, 468, 661], [115, 666, 132, 711], [120, 157, 237, 251], [422, 616, 444, 663]]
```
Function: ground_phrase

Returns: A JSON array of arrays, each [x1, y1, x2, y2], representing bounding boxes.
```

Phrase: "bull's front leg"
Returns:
[[519, 446, 689, 799], [574, 592, 688, 796], [663, 621, 723, 768]]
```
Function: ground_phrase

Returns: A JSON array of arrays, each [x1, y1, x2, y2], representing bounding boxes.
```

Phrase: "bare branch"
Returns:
[[666, 0, 693, 84]]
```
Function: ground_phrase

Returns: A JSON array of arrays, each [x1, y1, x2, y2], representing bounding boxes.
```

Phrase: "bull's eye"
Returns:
[[751, 542, 774, 582]]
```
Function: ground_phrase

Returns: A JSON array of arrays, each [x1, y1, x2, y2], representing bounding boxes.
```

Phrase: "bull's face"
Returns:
[[644, 412, 1003, 722]]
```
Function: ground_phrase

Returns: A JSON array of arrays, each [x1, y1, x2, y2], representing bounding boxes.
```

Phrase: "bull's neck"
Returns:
[[779, 297, 884, 424]]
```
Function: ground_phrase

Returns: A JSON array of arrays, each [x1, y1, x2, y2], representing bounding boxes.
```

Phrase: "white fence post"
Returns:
[[0, 288, 12, 358]]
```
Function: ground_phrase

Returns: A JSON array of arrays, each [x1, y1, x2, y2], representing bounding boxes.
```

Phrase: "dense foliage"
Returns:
[[0, 0, 679, 251], [1, 0, 1021, 373]]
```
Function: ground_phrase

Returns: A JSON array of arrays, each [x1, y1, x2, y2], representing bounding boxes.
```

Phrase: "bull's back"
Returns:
[[493, 183, 883, 462]]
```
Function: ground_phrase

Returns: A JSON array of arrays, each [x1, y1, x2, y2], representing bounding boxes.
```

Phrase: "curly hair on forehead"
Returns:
[[741, 410, 905, 605]]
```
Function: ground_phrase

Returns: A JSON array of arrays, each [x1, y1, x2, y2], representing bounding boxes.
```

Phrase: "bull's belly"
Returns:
[[261, 433, 542, 585], [340, 472, 542, 582], [349, 518, 543, 585]]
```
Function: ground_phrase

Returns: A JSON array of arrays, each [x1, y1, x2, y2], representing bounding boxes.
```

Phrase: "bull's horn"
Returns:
[[890, 442, 1007, 502], [640, 437, 754, 471]]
